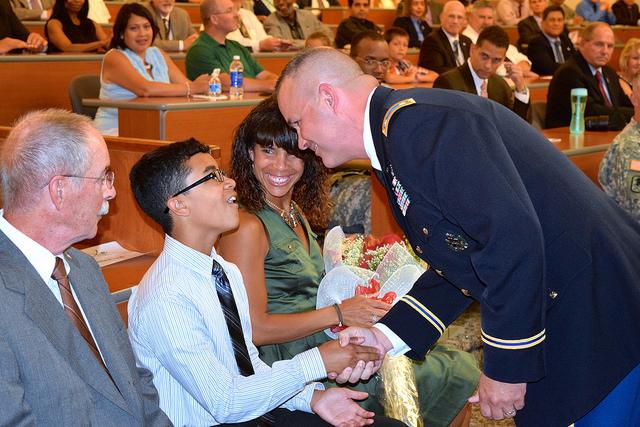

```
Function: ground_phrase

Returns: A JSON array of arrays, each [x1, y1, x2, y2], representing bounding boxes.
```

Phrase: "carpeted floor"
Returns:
[[441, 303, 515, 427]]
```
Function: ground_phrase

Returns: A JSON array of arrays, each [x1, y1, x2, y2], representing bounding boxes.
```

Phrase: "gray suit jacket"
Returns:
[[145, 3, 195, 52], [10, 0, 54, 20], [0, 230, 171, 426], [263, 9, 333, 49]]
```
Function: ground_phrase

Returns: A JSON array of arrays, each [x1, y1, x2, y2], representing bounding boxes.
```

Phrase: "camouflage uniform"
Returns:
[[599, 118, 640, 222]]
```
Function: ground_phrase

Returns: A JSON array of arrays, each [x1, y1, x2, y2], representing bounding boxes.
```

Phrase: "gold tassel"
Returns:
[[379, 354, 423, 427]]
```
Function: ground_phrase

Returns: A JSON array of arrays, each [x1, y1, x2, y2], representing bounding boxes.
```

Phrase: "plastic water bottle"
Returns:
[[570, 88, 587, 135], [229, 55, 244, 100], [208, 68, 222, 99]]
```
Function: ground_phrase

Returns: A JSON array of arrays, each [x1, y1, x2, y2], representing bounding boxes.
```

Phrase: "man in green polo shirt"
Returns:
[[186, 0, 278, 92]]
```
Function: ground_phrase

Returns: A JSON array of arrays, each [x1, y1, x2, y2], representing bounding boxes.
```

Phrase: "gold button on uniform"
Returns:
[[422, 227, 429, 236], [461, 288, 471, 297], [549, 291, 558, 299]]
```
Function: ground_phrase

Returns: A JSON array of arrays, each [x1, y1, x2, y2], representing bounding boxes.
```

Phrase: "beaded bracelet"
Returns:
[[333, 303, 344, 327]]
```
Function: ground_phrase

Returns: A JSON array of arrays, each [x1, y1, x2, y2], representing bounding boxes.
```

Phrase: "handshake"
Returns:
[[319, 327, 395, 384]]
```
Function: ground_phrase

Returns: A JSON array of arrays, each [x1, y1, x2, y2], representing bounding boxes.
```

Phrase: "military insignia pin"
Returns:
[[445, 233, 468, 251]]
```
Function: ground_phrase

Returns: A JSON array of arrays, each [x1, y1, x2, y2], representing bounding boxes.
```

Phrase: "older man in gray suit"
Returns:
[[145, 0, 198, 52], [0, 109, 171, 426]]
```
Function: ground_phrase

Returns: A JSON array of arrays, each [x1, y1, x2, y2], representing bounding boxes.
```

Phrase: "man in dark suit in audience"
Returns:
[[0, 109, 170, 426], [418, 0, 471, 74], [527, 5, 575, 76], [434, 25, 530, 120], [516, 0, 545, 52], [350, 30, 390, 83], [0, 0, 46, 53], [145, 0, 197, 52], [546, 22, 633, 129], [335, 0, 381, 49]]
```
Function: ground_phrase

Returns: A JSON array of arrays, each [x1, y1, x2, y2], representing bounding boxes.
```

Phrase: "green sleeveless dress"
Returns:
[[255, 207, 480, 426]]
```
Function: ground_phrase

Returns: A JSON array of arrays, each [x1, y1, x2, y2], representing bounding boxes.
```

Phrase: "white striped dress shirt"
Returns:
[[128, 235, 326, 427]]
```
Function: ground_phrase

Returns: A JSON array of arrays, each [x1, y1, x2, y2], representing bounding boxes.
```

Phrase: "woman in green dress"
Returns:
[[218, 97, 480, 427]]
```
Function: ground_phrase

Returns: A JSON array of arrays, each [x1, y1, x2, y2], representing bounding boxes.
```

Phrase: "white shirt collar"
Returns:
[[467, 61, 486, 96], [363, 86, 382, 171], [162, 234, 229, 279], [462, 26, 479, 43], [443, 29, 459, 44], [0, 209, 63, 285]]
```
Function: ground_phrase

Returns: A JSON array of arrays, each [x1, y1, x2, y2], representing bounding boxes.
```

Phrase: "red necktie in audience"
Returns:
[[595, 70, 613, 107]]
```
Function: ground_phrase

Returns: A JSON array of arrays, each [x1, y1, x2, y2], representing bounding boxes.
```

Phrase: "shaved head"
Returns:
[[276, 48, 378, 167], [276, 47, 364, 100]]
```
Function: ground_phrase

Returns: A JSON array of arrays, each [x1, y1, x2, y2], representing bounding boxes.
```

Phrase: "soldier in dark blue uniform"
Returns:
[[276, 48, 640, 426]]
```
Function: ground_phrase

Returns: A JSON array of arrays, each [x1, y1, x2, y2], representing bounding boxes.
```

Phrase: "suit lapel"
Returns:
[[66, 251, 136, 416], [459, 65, 478, 95], [575, 53, 604, 103], [437, 29, 456, 68]]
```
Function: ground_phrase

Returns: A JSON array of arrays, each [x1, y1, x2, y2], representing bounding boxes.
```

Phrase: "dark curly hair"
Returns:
[[231, 97, 329, 230]]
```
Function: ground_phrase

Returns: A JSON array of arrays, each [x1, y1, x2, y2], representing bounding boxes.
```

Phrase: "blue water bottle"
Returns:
[[570, 88, 587, 135]]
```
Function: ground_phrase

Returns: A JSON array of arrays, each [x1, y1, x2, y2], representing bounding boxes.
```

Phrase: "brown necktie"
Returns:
[[239, 19, 250, 38], [51, 257, 111, 374]]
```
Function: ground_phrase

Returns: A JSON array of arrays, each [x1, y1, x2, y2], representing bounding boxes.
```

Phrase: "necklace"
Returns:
[[264, 198, 299, 229]]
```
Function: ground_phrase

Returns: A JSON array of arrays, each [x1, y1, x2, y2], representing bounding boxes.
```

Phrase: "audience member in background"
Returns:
[[305, 30, 332, 47], [576, 0, 615, 23], [384, 27, 437, 83], [550, 0, 581, 23], [335, 0, 381, 49], [217, 97, 480, 427], [496, 0, 530, 26], [227, 0, 292, 51], [128, 138, 403, 427], [434, 25, 530, 120], [186, 0, 278, 89], [527, 5, 575, 76], [546, 22, 632, 129], [0, 109, 170, 426], [516, 0, 545, 52], [612, 0, 639, 25], [0, 0, 47, 52], [619, 38, 640, 97], [350, 31, 390, 83], [264, 0, 334, 49], [144, 0, 197, 52], [95, 3, 208, 135], [463, 1, 536, 78], [10, 0, 52, 20], [253, 0, 275, 21], [418, 1, 471, 74], [45, 0, 109, 52], [599, 75, 640, 222], [392, 0, 433, 48], [87, 0, 110, 23], [297, 0, 341, 17]]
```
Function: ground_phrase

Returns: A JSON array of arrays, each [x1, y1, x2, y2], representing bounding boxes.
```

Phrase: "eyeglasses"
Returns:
[[357, 57, 391, 68], [164, 169, 226, 213], [62, 170, 115, 189]]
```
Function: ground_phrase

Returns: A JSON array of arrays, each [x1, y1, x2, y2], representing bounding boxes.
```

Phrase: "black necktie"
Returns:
[[212, 260, 275, 426]]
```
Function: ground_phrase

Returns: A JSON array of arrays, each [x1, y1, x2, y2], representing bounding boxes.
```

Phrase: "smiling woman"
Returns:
[[93, 2, 210, 136]]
